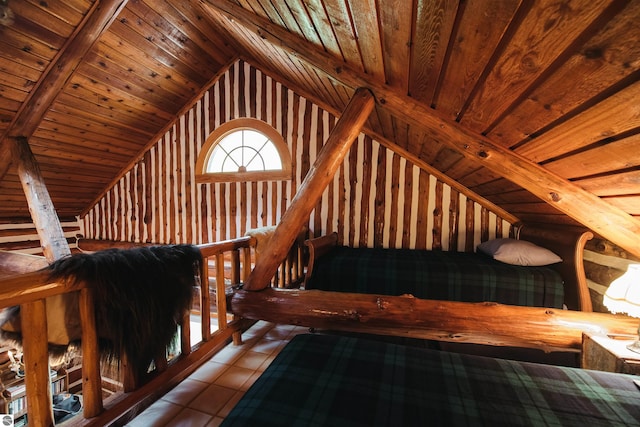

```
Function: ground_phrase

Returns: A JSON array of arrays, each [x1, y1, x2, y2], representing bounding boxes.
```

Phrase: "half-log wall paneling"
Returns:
[[81, 61, 511, 250]]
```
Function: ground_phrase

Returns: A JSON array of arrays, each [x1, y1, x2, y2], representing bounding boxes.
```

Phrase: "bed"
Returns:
[[304, 225, 593, 311], [222, 333, 640, 426]]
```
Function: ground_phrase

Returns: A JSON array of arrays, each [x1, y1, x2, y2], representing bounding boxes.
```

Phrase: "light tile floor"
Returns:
[[125, 321, 308, 427]]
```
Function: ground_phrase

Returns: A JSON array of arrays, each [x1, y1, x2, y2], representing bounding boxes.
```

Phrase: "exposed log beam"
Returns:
[[244, 87, 375, 290], [230, 288, 639, 353], [0, 0, 128, 181], [10, 137, 70, 262], [234, 57, 520, 225], [205, 0, 640, 259]]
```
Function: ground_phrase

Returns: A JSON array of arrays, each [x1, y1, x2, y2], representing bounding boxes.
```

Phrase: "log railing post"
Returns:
[[21, 299, 55, 427], [216, 253, 227, 331], [244, 87, 375, 290], [79, 287, 104, 418], [201, 259, 211, 342]]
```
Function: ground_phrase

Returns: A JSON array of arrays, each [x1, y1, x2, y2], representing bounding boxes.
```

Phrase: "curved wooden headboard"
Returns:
[[516, 224, 593, 312]]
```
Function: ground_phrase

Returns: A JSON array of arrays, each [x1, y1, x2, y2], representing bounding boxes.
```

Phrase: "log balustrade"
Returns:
[[0, 234, 306, 426]]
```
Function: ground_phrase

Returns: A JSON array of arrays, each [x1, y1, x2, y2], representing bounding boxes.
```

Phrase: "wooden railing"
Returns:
[[0, 235, 306, 426]]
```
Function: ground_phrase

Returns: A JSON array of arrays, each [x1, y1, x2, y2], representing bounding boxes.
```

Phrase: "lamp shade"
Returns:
[[603, 264, 640, 318]]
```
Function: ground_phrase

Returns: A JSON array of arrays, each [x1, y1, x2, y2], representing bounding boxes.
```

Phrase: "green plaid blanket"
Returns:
[[305, 247, 564, 308], [223, 334, 640, 426]]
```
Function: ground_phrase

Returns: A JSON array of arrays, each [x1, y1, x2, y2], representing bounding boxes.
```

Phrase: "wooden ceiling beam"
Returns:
[[205, 0, 640, 258], [0, 0, 128, 182]]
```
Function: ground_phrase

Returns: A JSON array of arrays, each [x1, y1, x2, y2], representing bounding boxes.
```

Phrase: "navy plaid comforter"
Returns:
[[222, 334, 640, 426], [305, 247, 564, 308]]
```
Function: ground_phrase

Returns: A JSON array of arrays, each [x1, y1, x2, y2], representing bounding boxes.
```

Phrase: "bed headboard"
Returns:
[[516, 224, 593, 312]]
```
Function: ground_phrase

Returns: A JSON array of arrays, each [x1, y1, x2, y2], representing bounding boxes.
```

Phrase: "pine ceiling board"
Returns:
[[455, 167, 503, 190], [32, 127, 138, 158], [101, 20, 205, 88], [433, 0, 520, 120], [27, 137, 132, 167], [112, 9, 217, 86], [89, 40, 200, 102], [496, 201, 564, 216], [461, 0, 617, 134], [74, 61, 187, 116], [97, 33, 205, 99], [470, 178, 523, 197], [415, 132, 446, 165], [0, 42, 48, 73], [54, 91, 168, 133], [408, 0, 458, 105], [0, 24, 61, 64], [41, 111, 152, 144], [404, 125, 429, 159], [372, 104, 396, 143], [265, 0, 308, 38], [484, 189, 544, 205], [0, 55, 43, 83], [545, 134, 640, 180], [30, 144, 129, 169], [24, 0, 88, 26], [515, 80, 640, 163], [489, 1, 640, 147], [46, 102, 156, 141], [12, 0, 78, 38], [603, 195, 640, 216], [314, 64, 352, 110], [125, 0, 231, 70], [34, 154, 121, 177], [347, 0, 385, 82], [576, 170, 640, 197], [0, 94, 22, 114], [376, 0, 412, 91], [390, 115, 410, 150], [153, 0, 237, 65], [283, 0, 324, 47], [302, 0, 343, 57], [243, 0, 287, 26], [70, 66, 177, 122], [57, 0, 95, 15], [230, 20, 327, 105], [431, 146, 464, 172], [322, 0, 365, 72]]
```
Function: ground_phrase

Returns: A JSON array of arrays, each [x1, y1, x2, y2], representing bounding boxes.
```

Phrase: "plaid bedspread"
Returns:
[[305, 247, 564, 308], [222, 334, 640, 426]]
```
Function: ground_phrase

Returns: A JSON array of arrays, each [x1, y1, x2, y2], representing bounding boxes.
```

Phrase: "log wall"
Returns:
[[81, 60, 512, 250], [583, 237, 640, 313], [0, 221, 80, 256]]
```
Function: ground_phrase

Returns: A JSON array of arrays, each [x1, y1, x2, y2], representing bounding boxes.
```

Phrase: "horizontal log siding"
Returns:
[[82, 60, 511, 250], [0, 221, 80, 255]]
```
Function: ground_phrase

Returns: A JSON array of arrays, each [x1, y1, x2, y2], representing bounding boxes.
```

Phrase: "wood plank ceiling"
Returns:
[[0, 0, 639, 255]]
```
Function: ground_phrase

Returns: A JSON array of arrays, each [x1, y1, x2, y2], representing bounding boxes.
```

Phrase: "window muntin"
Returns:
[[207, 129, 282, 173], [196, 118, 291, 183]]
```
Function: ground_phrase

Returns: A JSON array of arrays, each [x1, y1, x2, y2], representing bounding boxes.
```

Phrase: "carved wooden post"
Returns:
[[244, 88, 375, 290]]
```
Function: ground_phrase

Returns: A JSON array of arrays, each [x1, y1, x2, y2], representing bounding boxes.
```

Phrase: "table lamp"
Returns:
[[603, 264, 640, 353]]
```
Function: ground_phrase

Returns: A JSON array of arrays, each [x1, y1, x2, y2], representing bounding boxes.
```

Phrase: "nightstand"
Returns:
[[582, 332, 640, 375]]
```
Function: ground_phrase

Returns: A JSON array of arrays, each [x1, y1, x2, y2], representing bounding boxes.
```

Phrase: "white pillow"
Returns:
[[477, 238, 562, 266]]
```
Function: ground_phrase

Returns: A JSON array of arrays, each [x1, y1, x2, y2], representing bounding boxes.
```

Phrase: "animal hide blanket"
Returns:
[[0, 244, 201, 380]]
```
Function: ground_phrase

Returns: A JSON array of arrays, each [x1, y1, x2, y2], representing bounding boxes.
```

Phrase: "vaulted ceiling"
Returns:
[[0, 0, 639, 256]]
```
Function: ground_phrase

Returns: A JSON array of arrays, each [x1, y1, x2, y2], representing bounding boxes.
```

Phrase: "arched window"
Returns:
[[196, 118, 292, 183]]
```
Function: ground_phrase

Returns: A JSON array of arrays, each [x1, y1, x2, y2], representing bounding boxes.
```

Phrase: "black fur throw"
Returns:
[[0, 244, 201, 382]]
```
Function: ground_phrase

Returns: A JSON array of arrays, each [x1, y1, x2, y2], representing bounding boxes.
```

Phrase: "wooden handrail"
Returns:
[[0, 234, 304, 425]]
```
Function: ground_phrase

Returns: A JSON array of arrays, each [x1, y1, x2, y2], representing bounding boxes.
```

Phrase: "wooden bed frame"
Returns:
[[304, 224, 594, 311]]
